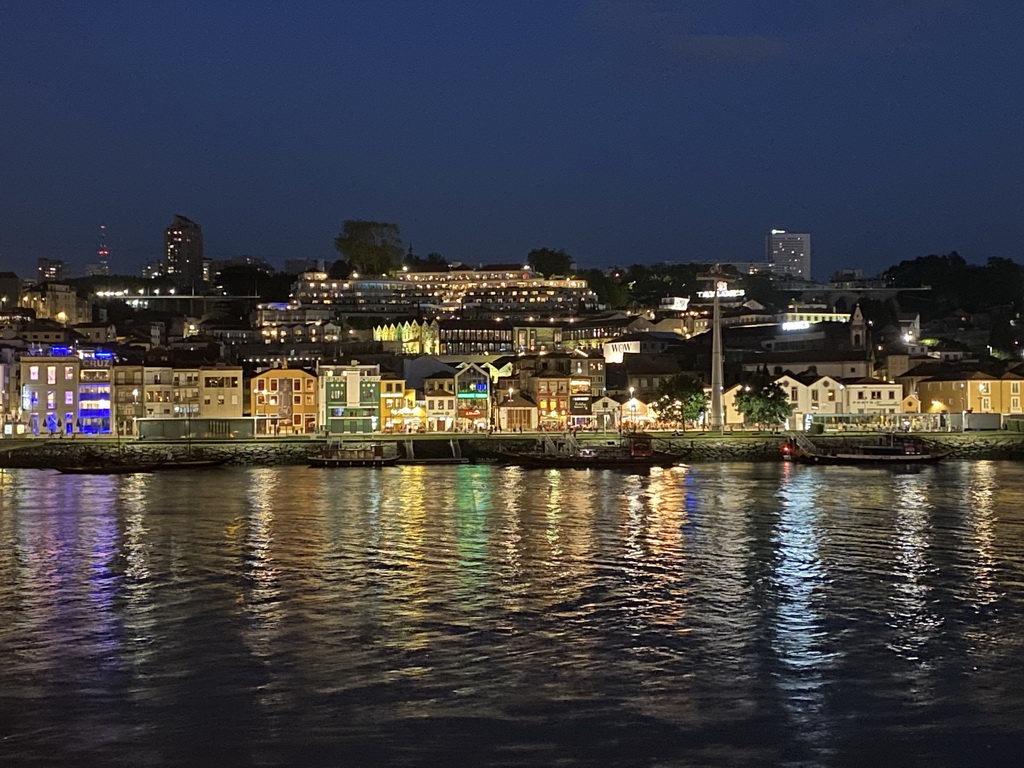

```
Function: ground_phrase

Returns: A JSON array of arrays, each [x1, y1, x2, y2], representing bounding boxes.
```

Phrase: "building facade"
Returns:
[[163, 215, 205, 290], [251, 366, 319, 435], [319, 363, 381, 434], [766, 230, 811, 279]]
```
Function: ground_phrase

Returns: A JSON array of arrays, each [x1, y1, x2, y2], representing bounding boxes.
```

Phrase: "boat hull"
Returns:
[[789, 451, 949, 465], [500, 452, 681, 470], [308, 455, 400, 468], [55, 464, 159, 474]]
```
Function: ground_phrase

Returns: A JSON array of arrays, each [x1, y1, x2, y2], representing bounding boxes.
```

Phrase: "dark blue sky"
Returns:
[[2, 1, 1023, 280]]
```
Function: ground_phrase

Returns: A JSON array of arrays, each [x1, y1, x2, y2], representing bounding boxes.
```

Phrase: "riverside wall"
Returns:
[[3, 432, 1024, 469]]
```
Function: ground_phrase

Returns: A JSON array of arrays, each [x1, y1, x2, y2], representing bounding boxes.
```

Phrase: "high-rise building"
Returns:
[[37, 258, 66, 282], [163, 215, 204, 290], [765, 230, 811, 279]]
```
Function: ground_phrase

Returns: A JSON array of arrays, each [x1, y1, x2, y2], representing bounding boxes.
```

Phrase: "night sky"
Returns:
[[2, 1, 1023, 280]]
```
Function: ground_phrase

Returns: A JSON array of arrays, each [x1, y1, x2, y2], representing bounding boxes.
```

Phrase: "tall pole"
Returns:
[[710, 280, 724, 431], [699, 265, 726, 431]]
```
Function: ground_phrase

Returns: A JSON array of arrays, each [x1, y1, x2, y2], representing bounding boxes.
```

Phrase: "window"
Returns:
[[65, 366, 74, 380], [981, 396, 991, 411], [65, 391, 73, 405], [888, 391, 896, 399], [857, 391, 865, 400], [790, 388, 798, 402], [294, 395, 302, 405], [1012, 397, 1020, 412], [305, 395, 313, 406], [811, 389, 819, 402], [29, 366, 39, 381], [1013, 382, 1021, 395], [47, 391, 56, 410], [255, 380, 266, 392], [47, 366, 56, 385]]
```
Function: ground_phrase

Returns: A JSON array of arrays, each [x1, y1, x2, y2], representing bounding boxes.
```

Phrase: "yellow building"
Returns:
[[380, 375, 421, 432], [919, 371, 1024, 415], [251, 365, 318, 435]]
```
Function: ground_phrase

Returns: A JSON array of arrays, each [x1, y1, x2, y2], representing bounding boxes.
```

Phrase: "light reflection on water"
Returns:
[[2, 462, 1024, 766]]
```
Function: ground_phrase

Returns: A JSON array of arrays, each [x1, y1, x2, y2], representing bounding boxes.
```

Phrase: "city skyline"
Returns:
[[3, 2, 1024, 280]]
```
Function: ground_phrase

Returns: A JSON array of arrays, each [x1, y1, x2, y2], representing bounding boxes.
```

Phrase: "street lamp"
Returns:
[[628, 386, 636, 430], [132, 388, 139, 437]]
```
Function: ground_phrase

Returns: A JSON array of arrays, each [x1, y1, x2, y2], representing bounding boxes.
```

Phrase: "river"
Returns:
[[1, 461, 1023, 766]]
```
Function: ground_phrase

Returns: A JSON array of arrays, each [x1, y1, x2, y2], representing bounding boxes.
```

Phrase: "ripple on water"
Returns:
[[2, 462, 1024, 765]]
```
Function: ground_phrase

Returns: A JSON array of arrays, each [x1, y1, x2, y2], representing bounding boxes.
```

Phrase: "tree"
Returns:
[[333, 220, 404, 275], [652, 374, 708, 431], [579, 268, 629, 309], [733, 379, 794, 430], [405, 250, 449, 270], [527, 248, 573, 277]]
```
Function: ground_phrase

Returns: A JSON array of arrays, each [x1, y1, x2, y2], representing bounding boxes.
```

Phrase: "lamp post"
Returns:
[[131, 388, 139, 437], [628, 386, 636, 430]]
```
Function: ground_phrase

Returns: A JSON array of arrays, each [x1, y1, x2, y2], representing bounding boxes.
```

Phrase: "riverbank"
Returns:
[[3, 431, 1024, 469]]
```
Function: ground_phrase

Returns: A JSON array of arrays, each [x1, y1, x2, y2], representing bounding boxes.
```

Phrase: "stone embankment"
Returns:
[[2, 432, 1023, 469]]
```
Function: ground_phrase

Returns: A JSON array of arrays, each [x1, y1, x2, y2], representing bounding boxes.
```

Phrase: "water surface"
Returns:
[[2, 461, 1024, 766]]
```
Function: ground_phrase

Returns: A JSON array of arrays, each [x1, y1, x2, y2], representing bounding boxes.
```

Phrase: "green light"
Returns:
[[457, 392, 488, 399]]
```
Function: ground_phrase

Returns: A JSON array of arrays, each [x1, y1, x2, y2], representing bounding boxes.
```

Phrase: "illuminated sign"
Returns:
[[456, 392, 489, 399], [696, 288, 745, 299], [782, 320, 811, 331], [570, 395, 591, 414]]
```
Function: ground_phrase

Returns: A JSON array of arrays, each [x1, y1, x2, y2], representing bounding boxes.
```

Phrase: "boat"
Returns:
[[308, 440, 399, 468], [782, 432, 952, 465], [500, 432, 682, 470], [151, 457, 229, 471], [56, 461, 159, 475]]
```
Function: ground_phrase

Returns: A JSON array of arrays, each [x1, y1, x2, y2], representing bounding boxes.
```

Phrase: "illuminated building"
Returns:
[[453, 362, 491, 430], [19, 348, 114, 435], [37, 258, 66, 281], [251, 365, 319, 435], [163, 215, 204, 290], [291, 264, 598, 319], [318, 363, 381, 434], [111, 365, 144, 436], [423, 372, 457, 432], [20, 283, 92, 325], [766, 230, 811, 279], [380, 374, 420, 432]]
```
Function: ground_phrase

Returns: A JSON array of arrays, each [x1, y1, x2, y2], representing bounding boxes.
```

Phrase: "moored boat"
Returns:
[[782, 433, 952, 465], [500, 432, 682, 470], [151, 458, 229, 471], [308, 441, 399, 468], [56, 462, 159, 475]]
